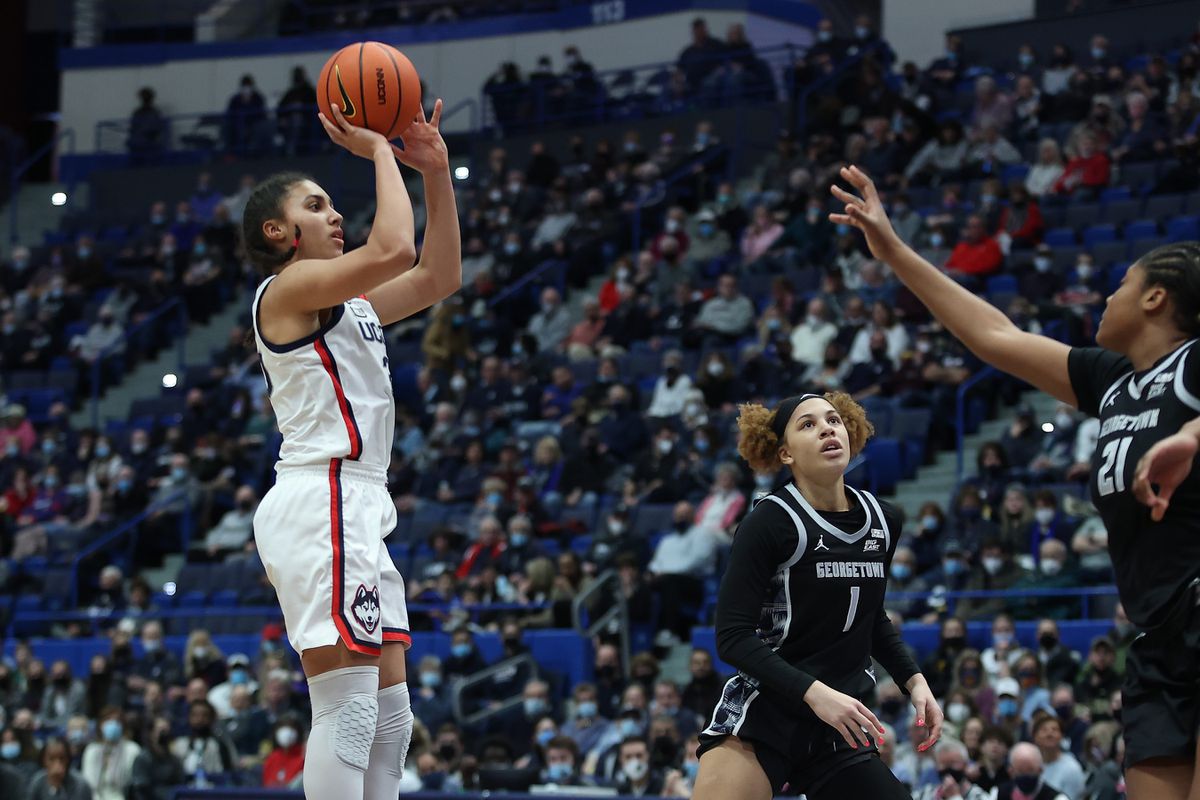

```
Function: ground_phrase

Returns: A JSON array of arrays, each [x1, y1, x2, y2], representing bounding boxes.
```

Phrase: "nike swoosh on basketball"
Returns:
[[334, 65, 357, 119]]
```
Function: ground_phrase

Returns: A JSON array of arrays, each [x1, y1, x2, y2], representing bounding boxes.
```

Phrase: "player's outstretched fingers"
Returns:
[[830, 185, 862, 207]]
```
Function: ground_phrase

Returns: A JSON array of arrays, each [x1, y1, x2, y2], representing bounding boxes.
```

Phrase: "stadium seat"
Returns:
[[1101, 199, 1142, 227], [1090, 240, 1127, 269], [1082, 224, 1117, 249], [1064, 203, 1100, 230], [863, 438, 903, 494], [1044, 228, 1077, 248], [632, 503, 674, 536], [1122, 219, 1159, 243], [1144, 194, 1186, 219], [1166, 216, 1200, 242], [985, 274, 1018, 296]]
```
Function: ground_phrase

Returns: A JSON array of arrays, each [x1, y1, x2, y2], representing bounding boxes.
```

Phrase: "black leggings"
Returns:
[[804, 755, 911, 800]]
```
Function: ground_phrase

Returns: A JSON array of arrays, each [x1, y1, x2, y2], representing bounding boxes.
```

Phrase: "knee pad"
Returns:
[[396, 706, 414, 774], [331, 692, 379, 771], [375, 683, 414, 775]]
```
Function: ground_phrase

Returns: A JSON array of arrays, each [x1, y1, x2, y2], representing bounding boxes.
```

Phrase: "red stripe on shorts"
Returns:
[[328, 458, 381, 657]]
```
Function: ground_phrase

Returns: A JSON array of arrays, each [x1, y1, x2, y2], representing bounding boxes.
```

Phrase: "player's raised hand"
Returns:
[[318, 104, 392, 160], [1133, 430, 1199, 521], [803, 681, 886, 750], [906, 675, 943, 752], [391, 99, 449, 175], [829, 165, 904, 262]]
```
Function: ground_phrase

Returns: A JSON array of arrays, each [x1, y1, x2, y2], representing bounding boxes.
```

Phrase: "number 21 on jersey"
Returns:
[[1098, 436, 1132, 496]]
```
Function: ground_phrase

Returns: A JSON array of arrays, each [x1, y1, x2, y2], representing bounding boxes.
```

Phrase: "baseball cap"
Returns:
[[228, 653, 251, 668], [995, 677, 1020, 698], [941, 539, 966, 556]]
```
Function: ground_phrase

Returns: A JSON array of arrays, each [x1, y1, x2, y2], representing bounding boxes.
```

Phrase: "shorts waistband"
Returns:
[[275, 459, 387, 486]]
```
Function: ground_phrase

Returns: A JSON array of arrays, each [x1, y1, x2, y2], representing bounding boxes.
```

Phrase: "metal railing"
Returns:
[[450, 653, 540, 728], [89, 298, 189, 430], [631, 143, 732, 255], [487, 258, 568, 309], [67, 489, 193, 608], [790, 39, 894, 135], [9, 128, 76, 246], [571, 569, 629, 677], [481, 43, 798, 134], [954, 366, 999, 482], [890, 585, 1119, 619]]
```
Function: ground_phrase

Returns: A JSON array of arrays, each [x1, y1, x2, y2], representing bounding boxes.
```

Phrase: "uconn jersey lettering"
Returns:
[[1069, 339, 1200, 628], [252, 276, 395, 471]]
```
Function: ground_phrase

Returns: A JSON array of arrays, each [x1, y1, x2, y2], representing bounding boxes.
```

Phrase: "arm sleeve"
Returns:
[[873, 501, 921, 691], [1067, 347, 1132, 416], [715, 503, 820, 702]]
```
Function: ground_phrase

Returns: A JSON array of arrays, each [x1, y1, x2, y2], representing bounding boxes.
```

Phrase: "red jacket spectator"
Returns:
[[946, 215, 1004, 276], [261, 743, 304, 787], [1053, 138, 1110, 195], [456, 516, 508, 579], [996, 194, 1044, 248]]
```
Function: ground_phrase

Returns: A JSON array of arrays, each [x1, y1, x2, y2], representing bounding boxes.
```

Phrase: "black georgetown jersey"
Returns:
[[1069, 339, 1200, 629], [702, 482, 919, 742]]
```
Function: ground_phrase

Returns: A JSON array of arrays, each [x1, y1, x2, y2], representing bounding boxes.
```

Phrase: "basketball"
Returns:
[[317, 41, 422, 140]]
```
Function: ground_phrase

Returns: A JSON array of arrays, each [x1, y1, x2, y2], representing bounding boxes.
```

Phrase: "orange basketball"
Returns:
[[317, 41, 422, 140]]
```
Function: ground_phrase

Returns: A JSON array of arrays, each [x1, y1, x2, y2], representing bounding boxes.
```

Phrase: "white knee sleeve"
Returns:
[[363, 683, 413, 800], [308, 666, 380, 772]]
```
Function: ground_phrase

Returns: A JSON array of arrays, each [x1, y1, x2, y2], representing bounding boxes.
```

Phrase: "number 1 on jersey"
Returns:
[[1098, 436, 1133, 496], [843, 585, 861, 632]]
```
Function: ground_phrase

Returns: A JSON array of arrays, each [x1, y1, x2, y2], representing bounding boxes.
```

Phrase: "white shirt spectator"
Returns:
[[1073, 417, 1100, 463], [789, 318, 838, 367], [1026, 163, 1065, 197], [203, 506, 255, 552], [647, 374, 694, 418], [528, 304, 573, 353], [1042, 751, 1086, 800], [82, 739, 141, 800], [531, 210, 578, 250], [73, 317, 124, 362], [848, 323, 910, 366], [694, 294, 754, 337], [648, 525, 717, 578]]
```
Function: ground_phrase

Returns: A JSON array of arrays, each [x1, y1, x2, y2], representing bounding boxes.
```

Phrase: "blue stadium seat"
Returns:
[[1123, 219, 1159, 243], [1185, 192, 1200, 216], [1128, 237, 1166, 260], [632, 503, 674, 536], [210, 590, 239, 607], [1082, 224, 1117, 248], [1144, 194, 1186, 219], [1089, 240, 1127, 269], [1044, 228, 1077, 248], [178, 590, 208, 608], [863, 438, 903, 494], [1101, 199, 1142, 227], [985, 274, 1018, 295], [1098, 186, 1131, 203], [1064, 203, 1100, 231], [1166, 216, 1200, 242]]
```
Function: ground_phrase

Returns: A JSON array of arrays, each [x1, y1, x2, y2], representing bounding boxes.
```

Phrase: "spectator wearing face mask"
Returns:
[[40, 660, 87, 732], [193, 485, 257, 562], [912, 738, 991, 800], [560, 682, 612, 758], [981, 614, 1023, 683], [687, 208, 731, 267], [82, 708, 141, 800], [207, 654, 256, 719], [611, 735, 663, 796], [646, 504, 719, 647], [540, 736, 587, 787], [956, 538, 1029, 621], [921, 616, 970, 698], [170, 700, 237, 782], [261, 716, 304, 788], [1074, 637, 1122, 721], [997, 742, 1071, 800], [1010, 539, 1080, 619], [646, 350, 693, 419]]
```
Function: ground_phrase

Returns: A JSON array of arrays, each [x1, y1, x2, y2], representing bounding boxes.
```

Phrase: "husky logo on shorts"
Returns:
[[351, 584, 381, 634]]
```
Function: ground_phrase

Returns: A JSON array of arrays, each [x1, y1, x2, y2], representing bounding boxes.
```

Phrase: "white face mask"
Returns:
[[946, 702, 970, 723], [706, 361, 725, 377], [275, 727, 298, 748], [1055, 411, 1074, 429], [982, 556, 1004, 576], [622, 758, 649, 782], [1035, 508, 1055, 526], [1040, 559, 1063, 576], [450, 375, 468, 393]]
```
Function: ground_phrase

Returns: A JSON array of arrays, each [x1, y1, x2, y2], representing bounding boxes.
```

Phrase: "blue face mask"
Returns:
[[535, 728, 556, 747], [0, 743, 18, 760], [619, 719, 640, 738], [998, 698, 1019, 718], [944, 559, 966, 577], [890, 563, 912, 581], [42, 440, 56, 455], [171, 467, 188, 480], [921, 514, 939, 530], [101, 720, 123, 742], [229, 669, 249, 686], [451, 643, 471, 659], [420, 672, 442, 689], [510, 532, 528, 548], [683, 761, 699, 779], [504, 241, 520, 256], [96, 444, 111, 459], [547, 762, 573, 782], [486, 492, 503, 507], [193, 243, 207, 256], [698, 222, 715, 238], [575, 701, 597, 719], [525, 698, 549, 718], [117, 479, 132, 492]]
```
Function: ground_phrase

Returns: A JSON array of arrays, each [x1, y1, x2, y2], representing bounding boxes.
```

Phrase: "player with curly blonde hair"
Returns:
[[694, 392, 943, 800]]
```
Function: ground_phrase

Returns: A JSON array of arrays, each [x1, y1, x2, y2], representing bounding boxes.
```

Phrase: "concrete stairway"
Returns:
[[889, 389, 1062, 517], [70, 288, 251, 430], [1, 182, 87, 251]]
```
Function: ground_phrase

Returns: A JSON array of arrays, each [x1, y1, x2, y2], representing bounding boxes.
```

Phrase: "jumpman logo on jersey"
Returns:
[[814, 534, 830, 552]]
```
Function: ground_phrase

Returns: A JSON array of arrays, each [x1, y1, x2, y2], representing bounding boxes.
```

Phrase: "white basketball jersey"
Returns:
[[252, 276, 394, 471]]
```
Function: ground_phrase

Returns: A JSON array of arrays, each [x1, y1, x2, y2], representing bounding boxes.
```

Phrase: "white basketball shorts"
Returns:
[[254, 458, 410, 656]]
